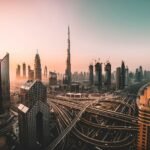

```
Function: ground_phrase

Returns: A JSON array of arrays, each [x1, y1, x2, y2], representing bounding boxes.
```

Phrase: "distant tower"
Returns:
[[125, 66, 129, 86], [16, 64, 21, 79], [44, 66, 47, 78], [95, 62, 102, 90], [116, 67, 121, 90], [49, 72, 57, 86], [89, 64, 94, 85], [137, 83, 150, 150], [34, 51, 42, 81], [104, 62, 111, 89], [23, 63, 26, 78], [64, 26, 71, 85], [28, 65, 31, 77], [121, 61, 125, 89], [0, 53, 10, 114], [139, 66, 143, 79], [28, 65, 34, 80]]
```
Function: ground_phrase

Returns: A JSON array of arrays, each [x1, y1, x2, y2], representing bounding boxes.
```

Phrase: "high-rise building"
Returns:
[[135, 66, 143, 82], [28, 65, 31, 78], [22, 63, 26, 78], [34, 52, 42, 81], [44, 66, 47, 78], [125, 67, 129, 86], [116, 67, 121, 90], [49, 72, 57, 86], [95, 62, 102, 90], [137, 83, 150, 150], [121, 61, 125, 89], [0, 53, 10, 114], [16, 64, 21, 79], [28, 65, 34, 80], [29, 70, 34, 81], [20, 80, 46, 107], [89, 64, 94, 85], [64, 26, 71, 85], [18, 80, 50, 149], [139, 66, 143, 80], [144, 70, 150, 80], [104, 62, 111, 89]]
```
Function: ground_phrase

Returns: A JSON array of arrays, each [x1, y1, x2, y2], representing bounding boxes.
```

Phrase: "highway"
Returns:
[[49, 97, 138, 125], [50, 101, 136, 149], [46, 99, 98, 150], [48, 93, 137, 150]]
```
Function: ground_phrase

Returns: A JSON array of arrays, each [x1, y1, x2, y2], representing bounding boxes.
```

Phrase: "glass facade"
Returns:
[[0, 53, 10, 114]]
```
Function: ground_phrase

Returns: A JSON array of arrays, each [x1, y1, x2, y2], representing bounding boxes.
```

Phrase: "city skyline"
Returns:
[[0, 0, 150, 79]]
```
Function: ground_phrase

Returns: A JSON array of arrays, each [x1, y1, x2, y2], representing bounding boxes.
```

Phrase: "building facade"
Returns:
[[121, 61, 125, 89], [116, 67, 121, 90], [104, 62, 111, 89], [95, 62, 102, 90], [64, 26, 71, 85], [18, 80, 50, 149], [34, 52, 42, 81], [137, 83, 150, 150], [22, 63, 26, 78], [0, 53, 10, 114], [89, 64, 94, 85], [16, 64, 21, 79], [49, 72, 57, 86]]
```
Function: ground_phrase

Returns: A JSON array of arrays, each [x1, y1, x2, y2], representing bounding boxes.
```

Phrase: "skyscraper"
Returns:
[[22, 63, 26, 78], [137, 83, 150, 150], [44, 66, 47, 78], [116, 67, 121, 90], [89, 64, 94, 85], [18, 80, 50, 149], [139, 66, 143, 80], [104, 62, 111, 89], [49, 72, 57, 86], [121, 61, 125, 89], [16, 64, 21, 79], [95, 62, 102, 90], [64, 26, 71, 85], [0, 53, 10, 114], [34, 51, 42, 81], [125, 67, 129, 86], [28, 65, 31, 75], [28, 65, 34, 80]]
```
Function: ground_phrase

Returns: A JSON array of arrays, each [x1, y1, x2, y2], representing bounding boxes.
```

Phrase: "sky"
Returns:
[[0, 0, 150, 79]]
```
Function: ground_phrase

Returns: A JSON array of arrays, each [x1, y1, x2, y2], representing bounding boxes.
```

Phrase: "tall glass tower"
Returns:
[[34, 51, 42, 81], [0, 53, 10, 114]]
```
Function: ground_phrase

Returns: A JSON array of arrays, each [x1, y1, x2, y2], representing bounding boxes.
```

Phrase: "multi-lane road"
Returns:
[[48, 93, 138, 150]]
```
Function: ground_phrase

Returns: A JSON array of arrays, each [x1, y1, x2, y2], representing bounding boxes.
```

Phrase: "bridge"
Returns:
[[47, 93, 138, 150]]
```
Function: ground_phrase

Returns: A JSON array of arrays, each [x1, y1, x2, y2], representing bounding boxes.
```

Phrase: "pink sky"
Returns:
[[0, 0, 150, 80]]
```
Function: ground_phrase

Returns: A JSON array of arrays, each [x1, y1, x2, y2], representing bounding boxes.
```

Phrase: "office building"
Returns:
[[34, 52, 42, 81], [95, 62, 102, 90], [116, 67, 121, 90], [104, 62, 111, 89], [137, 83, 150, 150], [0, 53, 10, 114], [89, 64, 94, 85], [16, 64, 21, 79], [22, 63, 26, 78], [44, 66, 47, 78], [125, 67, 129, 86], [121, 61, 125, 89], [18, 80, 50, 149], [49, 72, 57, 86]]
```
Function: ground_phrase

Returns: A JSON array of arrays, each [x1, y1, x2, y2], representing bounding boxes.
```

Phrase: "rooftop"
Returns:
[[18, 103, 29, 113], [20, 80, 35, 90]]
